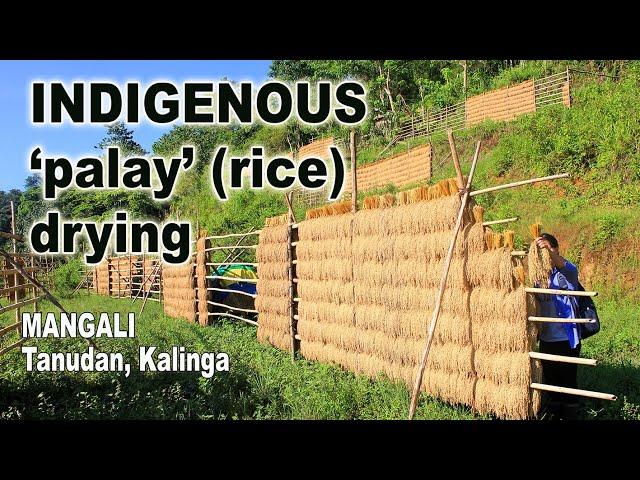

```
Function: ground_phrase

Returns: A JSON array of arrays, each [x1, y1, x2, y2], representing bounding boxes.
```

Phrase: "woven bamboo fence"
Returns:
[[256, 181, 544, 419]]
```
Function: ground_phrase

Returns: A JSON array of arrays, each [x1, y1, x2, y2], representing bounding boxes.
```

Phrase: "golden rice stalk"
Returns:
[[257, 327, 291, 351], [493, 232, 503, 249], [298, 215, 352, 241], [473, 349, 531, 385], [433, 312, 471, 345], [256, 279, 290, 297], [425, 342, 474, 375], [529, 220, 542, 239], [465, 222, 486, 256], [257, 313, 290, 335], [296, 258, 353, 282], [527, 240, 553, 287], [257, 261, 289, 280], [448, 178, 460, 195], [265, 214, 288, 227], [255, 295, 290, 317], [296, 238, 351, 261], [256, 243, 288, 263], [297, 279, 354, 304], [472, 204, 484, 224], [503, 230, 515, 249], [514, 264, 525, 285], [474, 379, 531, 420], [363, 196, 380, 210], [398, 191, 409, 205], [484, 228, 494, 250], [259, 224, 289, 244], [423, 369, 475, 407], [298, 300, 354, 326], [465, 249, 515, 291], [379, 193, 395, 208]]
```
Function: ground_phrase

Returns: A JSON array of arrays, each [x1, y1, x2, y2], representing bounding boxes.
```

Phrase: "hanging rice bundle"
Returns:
[[472, 204, 484, 224], [163, 262, 196, 322], [527, 222, 553, 287], [503, 230, 515, 249], [465, 249, 515, 291]]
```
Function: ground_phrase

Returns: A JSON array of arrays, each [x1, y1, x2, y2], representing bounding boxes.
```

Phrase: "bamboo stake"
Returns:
[[205, 275, 258, 284], [139, 262, 160, 315], [205, 231, 261, 240], [0, 249, 96, 348], [482, 217, 518, 226], [525, 287, 597, 297], [286, 191, 297, 362], [529, 352, 597, 365], [0, 320, 21, 337], [529, 316, 596, 324], [531, 383, 616, 401], [206, 300, 258, 314], [470, 173, 570, 197], [350, 129, 358, 212], [408, 140, 481, 420], [206, 287, 256, 298], [447, 130, 465, 189]]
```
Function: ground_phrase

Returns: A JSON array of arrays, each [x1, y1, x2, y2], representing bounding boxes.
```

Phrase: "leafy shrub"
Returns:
[[52, 257, 83, 298]]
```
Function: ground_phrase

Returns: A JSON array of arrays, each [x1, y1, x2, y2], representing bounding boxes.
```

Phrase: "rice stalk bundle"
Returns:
[[264, 214, 288, 227], [472, 205, 484, 224], [352, 260, 389, 287], [256, 279, 290, 297], [492, 232, 503, 249], [503, 230, 515, 249], [425, 342, 474, 375], [473, 350, 531, 385], [297, 215, 352, 241], [295, 238, 351, 261], [254, 295, 290, 317], [424, 257, 467, 289], [353, 209, 383, 236], [527, 242, 553, 287], [296, 258, 352, 282], [397, 191, 409, 205], [474, 379, 530, 420], [363, 196, 380, 210], [352, 235, 393, 262], [484, 228, 495, 250], [258, 224, 289, 244], [433, 312, 471, 345], [447, 178, 460, 195], [257, 327, 291, 351], [423, 369, 475, 407], [257, 261, 289, 280], [256, 243, 289, 263], [298, 301, 354, 326], [465, 222, 486, 256], [297, 279, 354, 304], [379, 193, 395, 208], [514, 264, 525, 285], [465, 249, 515, 291]]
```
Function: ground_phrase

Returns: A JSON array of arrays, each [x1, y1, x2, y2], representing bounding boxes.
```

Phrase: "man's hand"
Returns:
[[535, 236, 553, 251]]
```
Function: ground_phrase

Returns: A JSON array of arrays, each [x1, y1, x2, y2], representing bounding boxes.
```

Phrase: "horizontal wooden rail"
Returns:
[[206, 287, 256, 298], [205, 245, 258, 252], [205, 231, 261, 240], [531, 383, 616, 401], [470, 174, 570, 197], [207, 262, 258, 267], [205, 275, 258, 284], [0, 296, 44, 314], [529, 316, 596, 324], [0, 338, 26, 356], [511, 251, 526, 256], [0, 284, 37, 296], [0, 231, 25, 242], [0, 321, 22, 337], [482, 217, 519, 226], [525, 287, 597, 297], [529, 352, 597, 366], [207, 300, 258, 314], [0, 267, 39, 276], [207, 311, 258, 326]]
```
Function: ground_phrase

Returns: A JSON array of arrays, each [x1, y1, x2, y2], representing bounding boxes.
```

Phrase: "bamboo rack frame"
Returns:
[[482, 217, 519, 226], [531, 383, 616, 401], [528, 316, 596, 324], [525, 287, 597, 297], [529, 352, 597, 366], [470, 173, 570, 197]]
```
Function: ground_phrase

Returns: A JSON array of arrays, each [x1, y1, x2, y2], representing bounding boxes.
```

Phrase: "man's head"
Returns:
[[537, 233, 559, 254]]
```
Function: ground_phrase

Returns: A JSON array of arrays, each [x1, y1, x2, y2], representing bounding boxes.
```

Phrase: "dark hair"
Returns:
[[541, 233, 559, 248]]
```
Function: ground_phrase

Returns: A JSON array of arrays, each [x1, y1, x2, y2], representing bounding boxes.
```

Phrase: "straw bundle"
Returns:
[[256, 215, 291, 351], [253, 181, 540, 419], [163, 262, 196, 322], [527, 221, 552, 287]]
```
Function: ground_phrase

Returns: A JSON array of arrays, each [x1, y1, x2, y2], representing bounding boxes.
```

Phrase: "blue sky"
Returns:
[[0, 60, 272, 190]]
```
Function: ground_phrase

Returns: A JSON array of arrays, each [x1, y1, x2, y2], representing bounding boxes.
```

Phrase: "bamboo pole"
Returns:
[[531, 383, 616, 401], [204, 245, 258, 252], [10, 201, 19, 323], [0, 231, 24, 242], [525, 287, 597, 297], [206, 287, 256, 298], [0, 338, 26, 356], [408, 140, 481, 419], [447, 130, 465, 189], [529, 316, 596, 324], [205, 275, 258, 284], [482, 217, 518, 226], [350, 129, 358, 212], [529, 352, 597, 365], [0, 320, 22, 337], [470, 173, 570, 197], [0, 296, 44, 314], [511, 251, 527, 256], [286, 191, 297, 362], [205, 231, 261, 240], [207, 300, 258, 314]]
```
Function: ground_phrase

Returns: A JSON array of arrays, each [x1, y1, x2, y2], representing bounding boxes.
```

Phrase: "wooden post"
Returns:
[[447, 130, 465, 190], [408, 141, 481, 419], [285, 191, 297, 362], [129, 253, 132, 299], [10, 201, 19, 323], [31, 256, 38, 311], [350, 130, 358, 213]]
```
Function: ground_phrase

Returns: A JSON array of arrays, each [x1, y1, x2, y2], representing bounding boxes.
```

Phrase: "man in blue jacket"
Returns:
[[535, 233, 582, 420]]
